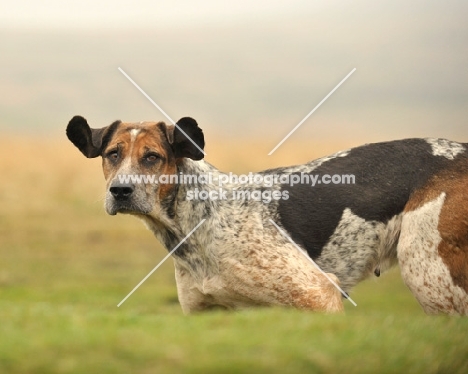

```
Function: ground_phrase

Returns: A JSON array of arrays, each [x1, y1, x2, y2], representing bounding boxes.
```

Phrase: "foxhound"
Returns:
[[67, 116, 468, 315]]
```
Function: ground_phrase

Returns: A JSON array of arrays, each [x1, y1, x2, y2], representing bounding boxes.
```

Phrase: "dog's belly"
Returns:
[[314, 210, 401, 291]]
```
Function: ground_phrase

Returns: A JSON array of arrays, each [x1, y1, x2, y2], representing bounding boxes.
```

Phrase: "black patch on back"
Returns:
[[275, 139, 465, 259]]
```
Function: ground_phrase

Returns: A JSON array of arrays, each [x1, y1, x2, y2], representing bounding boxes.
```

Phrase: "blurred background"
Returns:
[[1, 1, 468, 373], [2, 0, 467, 146]]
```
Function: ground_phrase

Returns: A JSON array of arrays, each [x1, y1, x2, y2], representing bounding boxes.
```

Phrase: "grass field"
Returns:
[[1, 136, 467, 373]]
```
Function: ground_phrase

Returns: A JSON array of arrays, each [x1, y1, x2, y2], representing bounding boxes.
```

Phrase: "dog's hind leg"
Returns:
[[398, 188, 468, 315]]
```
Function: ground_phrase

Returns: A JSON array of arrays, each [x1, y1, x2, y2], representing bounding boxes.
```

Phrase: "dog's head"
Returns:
[[66, 116, 204, 216]]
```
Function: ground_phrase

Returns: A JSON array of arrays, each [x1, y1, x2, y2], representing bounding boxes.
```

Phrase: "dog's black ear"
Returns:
[[66, 116, 120, 158], [173, 117, 205, 160]]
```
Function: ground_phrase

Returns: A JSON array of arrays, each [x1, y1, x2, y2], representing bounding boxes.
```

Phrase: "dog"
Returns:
[[67, 115, 468, 315]]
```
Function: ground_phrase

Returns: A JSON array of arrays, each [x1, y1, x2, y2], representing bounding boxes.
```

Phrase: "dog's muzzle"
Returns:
[[106, 181, 153, 215]]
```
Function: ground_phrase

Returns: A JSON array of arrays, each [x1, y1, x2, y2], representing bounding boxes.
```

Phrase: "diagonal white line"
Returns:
[[269, 219, 357, 306], [118, 67, 206, 156], [268, 68, 356, 156], [117, 219, 206, 307]]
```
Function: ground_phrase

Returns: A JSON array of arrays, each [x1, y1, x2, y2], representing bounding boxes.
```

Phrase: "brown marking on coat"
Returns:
[[293, 274, 344, 313], [404, 158, 468, 293], [218, 245, 344, 313]]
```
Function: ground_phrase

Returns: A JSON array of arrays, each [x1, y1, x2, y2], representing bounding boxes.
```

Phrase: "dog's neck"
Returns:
[[140, 159, 228, 259]]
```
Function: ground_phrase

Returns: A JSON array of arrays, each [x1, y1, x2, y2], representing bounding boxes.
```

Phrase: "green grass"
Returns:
[[2, 304, 467, 374], [1, 138, 467, 373]]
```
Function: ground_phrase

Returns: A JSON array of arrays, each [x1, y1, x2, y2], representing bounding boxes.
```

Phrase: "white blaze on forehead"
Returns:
[[128, 128, 141, 160], [426, 138, 465, 160], [130, 128, 141, 142], [116, 128, 141, 174]]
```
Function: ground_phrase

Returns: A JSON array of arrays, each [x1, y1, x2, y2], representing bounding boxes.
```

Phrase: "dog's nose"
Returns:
[[109, 184, 135, 201]]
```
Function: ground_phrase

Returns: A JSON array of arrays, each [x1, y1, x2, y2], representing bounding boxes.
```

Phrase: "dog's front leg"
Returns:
[[174, 262, 221, 314], [220, 254, 344, 313], [173, 249, 344, 313]]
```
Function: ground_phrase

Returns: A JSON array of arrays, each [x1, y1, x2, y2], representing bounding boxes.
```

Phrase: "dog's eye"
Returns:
[[144, 153, 160, 163], [106, 150, 119, 161]]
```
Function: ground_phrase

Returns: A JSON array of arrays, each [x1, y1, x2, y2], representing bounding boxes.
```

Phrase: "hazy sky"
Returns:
[[1, 0, 319, 27], [1, 0, 467, 149]]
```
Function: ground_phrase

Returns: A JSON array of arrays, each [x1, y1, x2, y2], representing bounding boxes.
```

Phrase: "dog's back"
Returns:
[[270, 137, 468, 314]]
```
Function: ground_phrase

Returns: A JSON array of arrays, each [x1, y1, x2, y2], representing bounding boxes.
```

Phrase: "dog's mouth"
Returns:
[[106, 199, 153, 216]]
